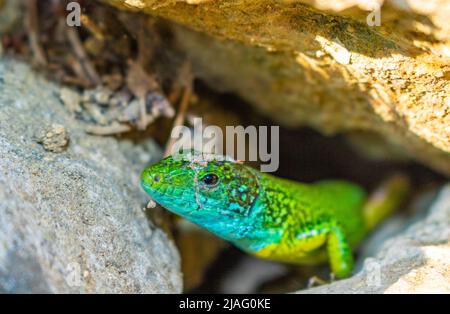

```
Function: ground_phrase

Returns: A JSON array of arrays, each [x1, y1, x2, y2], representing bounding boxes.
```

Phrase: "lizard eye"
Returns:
[[153, 175, 161, 182], [201, 173, 219, 186]]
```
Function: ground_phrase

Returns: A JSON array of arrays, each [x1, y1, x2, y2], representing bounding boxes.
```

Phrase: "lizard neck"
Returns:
[[231, 172, 290, 253], [233, 172, 312, 253]]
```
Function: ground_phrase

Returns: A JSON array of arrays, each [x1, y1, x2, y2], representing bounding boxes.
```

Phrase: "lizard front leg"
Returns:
[[294, 219, 354, 278], [325, 222, 354, 278], [257, 217, 355, 278]]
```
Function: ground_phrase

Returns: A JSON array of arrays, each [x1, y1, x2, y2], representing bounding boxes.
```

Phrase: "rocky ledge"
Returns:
[[0, 59, 182, 293]]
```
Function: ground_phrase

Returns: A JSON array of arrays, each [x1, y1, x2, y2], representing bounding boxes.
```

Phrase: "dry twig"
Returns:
[[84, 122, 131, 136], [65, 23, 101, 86], [26, 0, 47, 66], [164, 62, 194, 157]]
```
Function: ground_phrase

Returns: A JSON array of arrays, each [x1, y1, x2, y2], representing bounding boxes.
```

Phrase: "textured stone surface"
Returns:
[[104, 0, 450, 176], [299, 184, 450, 294], [0, 59, 182, 293]]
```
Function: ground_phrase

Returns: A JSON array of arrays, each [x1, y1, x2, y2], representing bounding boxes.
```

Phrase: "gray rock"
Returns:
[[0, 59, 182, 293], [299, 184, 450, 294]]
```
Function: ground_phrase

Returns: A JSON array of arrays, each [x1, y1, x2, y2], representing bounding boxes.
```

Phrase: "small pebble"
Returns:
[[37, 124, 70, 153], [146, 199, 157, 209], [93, 87, 113, 106]]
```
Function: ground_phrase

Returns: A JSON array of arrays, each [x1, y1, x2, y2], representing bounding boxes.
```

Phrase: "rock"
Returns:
[[219, 257, 288, 294], [0, 59, 182, 293], [103, 0, 450, 176], [299, 184, 450, 294]]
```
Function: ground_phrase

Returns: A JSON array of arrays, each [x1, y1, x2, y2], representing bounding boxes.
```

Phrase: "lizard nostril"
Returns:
[[153, 175, 161, 182]]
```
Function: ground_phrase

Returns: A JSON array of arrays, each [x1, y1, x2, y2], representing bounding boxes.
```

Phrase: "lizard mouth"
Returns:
[[141, 181, 201, 213]]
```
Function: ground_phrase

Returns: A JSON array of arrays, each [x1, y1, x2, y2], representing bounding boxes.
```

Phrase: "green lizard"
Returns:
[[141, 151, 408, 278]]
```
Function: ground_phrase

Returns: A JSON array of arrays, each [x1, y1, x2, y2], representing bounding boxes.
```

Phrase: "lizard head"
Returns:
[[140, 151, 261, 240]]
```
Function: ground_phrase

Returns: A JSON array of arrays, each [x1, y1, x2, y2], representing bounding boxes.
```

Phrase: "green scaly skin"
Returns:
[[141, 151, 407, 278]]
